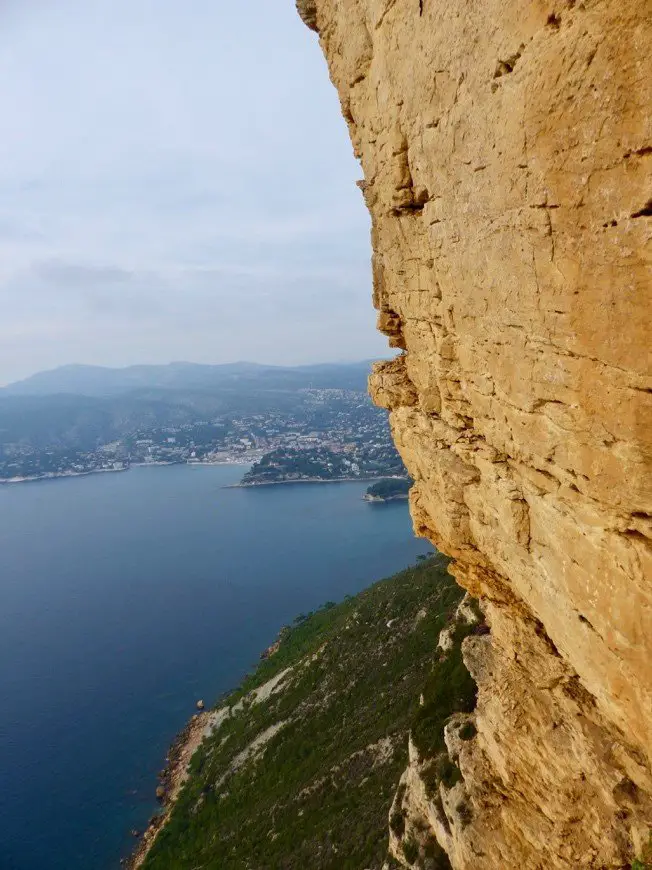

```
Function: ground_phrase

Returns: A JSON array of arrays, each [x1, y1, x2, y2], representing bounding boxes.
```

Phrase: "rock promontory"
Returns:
[[299, 1, 651, 867]]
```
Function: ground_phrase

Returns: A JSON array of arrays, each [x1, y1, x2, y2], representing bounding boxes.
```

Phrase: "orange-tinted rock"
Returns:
[[299, 1, 652, 866]]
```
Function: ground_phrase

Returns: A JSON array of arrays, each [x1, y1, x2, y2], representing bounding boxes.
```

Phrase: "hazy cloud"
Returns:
[[0, 0, 385, 385], [34, 261, 134, 286]]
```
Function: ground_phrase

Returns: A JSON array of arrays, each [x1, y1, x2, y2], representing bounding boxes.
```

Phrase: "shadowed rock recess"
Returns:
[[298, 1, 651, 868]]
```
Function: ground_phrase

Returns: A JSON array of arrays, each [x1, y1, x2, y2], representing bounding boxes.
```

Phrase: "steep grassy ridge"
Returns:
[[141, 556, 467, 869]]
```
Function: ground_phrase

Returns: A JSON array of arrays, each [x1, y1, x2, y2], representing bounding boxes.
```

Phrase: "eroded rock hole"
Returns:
[[631, 198, 652, 218]]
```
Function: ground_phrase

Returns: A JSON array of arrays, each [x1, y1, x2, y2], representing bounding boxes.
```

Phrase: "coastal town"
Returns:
[[0, 388, 407, 485]]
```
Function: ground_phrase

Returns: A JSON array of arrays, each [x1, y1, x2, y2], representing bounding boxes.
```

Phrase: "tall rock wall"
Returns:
[[298, 1, 652, 867]]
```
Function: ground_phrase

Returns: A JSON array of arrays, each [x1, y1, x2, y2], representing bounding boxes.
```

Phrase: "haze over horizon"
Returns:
[[0, 0, 384, 385], [0, 355, 393, 390], [1, 356, 392, 391]]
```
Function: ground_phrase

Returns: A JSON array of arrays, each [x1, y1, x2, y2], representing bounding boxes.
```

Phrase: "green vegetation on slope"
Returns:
[[633, 834, 652, 870], [365, 478, 412, 501], [241, 443, 404, 485], [141, 556, 469, 870], [412, 616, 481, 760]]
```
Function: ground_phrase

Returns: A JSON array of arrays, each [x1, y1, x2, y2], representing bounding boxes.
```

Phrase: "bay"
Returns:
[[0, 464, 430, 870]]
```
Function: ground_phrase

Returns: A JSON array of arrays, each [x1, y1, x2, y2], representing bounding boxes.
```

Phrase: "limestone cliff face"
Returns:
[[298, 1, 652, 866]]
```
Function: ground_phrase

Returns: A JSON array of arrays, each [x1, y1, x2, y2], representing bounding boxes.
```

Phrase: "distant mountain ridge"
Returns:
[[0, 360, 387, 452], [2, 360, 380, 398]]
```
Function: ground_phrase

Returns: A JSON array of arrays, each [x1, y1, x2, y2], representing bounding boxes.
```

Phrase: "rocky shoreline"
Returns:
[[124, 627, 289, 868], [228, 474, 384, 488], [362, 492, 409, 503], [124, 709, 213, 869], [0, 466, 129, 485], [0, 459, 252, 487]]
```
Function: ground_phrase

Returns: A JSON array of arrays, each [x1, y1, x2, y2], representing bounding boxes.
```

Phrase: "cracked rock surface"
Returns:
[[299, 1, 652, 867]]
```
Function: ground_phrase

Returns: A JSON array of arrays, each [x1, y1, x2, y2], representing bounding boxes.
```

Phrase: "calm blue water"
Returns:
[[0, 464, 429, 870]]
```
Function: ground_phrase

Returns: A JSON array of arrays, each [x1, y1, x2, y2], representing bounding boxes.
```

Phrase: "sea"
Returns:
[[0, 464, 430, 870]]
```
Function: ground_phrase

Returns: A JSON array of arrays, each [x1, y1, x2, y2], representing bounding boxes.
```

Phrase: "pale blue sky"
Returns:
[[0, 0, 384, 384]]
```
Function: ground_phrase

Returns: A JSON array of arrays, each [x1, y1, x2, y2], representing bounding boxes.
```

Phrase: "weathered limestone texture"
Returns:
[[298, 1, 652, 866]]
